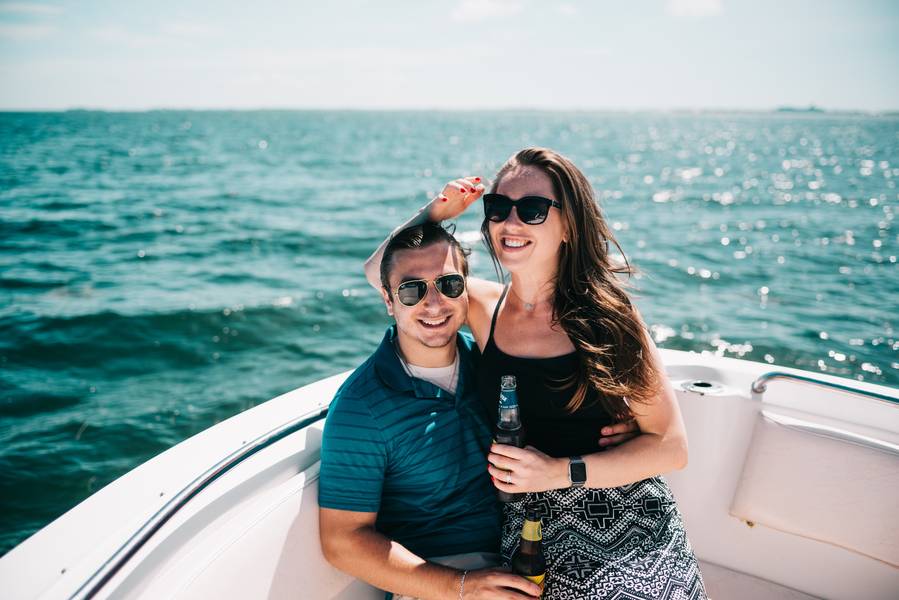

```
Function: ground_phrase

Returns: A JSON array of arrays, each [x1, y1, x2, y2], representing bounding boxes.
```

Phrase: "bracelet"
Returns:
[[458, 569, 468, 600]]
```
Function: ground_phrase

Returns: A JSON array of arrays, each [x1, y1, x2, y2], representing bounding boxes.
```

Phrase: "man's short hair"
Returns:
[[380, 222, 470, 296]]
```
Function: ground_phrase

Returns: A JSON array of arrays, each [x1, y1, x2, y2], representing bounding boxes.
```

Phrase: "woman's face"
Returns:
[[489, 165, 567, 276]]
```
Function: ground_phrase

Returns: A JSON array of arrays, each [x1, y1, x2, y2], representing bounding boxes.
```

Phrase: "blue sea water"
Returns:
[[0, 110, 896, 555]]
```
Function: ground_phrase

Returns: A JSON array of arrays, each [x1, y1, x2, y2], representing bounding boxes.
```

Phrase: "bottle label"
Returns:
[[499, 389, 519, 409]]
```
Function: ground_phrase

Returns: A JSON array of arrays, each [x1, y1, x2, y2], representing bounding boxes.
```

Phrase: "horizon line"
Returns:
[[2, 105, 898, 115]]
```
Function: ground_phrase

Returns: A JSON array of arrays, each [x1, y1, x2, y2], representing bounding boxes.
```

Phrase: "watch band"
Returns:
[[568, 455, 586, 487]]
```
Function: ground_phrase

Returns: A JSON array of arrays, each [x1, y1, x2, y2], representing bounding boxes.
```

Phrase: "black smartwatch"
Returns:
[[568, 455, 586, 487]]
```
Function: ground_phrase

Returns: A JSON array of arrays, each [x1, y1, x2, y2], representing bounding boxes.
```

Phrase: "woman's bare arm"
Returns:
[[363, 177, 485, 289], [487, 337, 687, 491], [362, 176, 505, 347]]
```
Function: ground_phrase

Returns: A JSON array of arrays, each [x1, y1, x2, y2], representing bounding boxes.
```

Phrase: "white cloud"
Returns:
[[666, 0, 723, 18], [0, 3, 62, 16], [0, 22, 55, 40], [451, 0, 522, 23], [558, 4, 577, 16]]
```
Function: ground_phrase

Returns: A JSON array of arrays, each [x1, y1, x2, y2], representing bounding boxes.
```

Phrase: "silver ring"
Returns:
[[505, 471, 512, 484]]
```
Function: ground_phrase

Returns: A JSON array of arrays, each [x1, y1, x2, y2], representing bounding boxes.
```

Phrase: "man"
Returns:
[[319, 222, 538, 599], [319, 222, 635, 600]]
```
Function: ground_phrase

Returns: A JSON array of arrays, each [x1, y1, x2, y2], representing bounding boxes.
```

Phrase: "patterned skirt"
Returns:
[[501, 477, 707, 600]]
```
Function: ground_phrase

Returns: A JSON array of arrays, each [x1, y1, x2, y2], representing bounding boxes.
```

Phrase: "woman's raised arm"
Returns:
[[363, 176, 484, 289]]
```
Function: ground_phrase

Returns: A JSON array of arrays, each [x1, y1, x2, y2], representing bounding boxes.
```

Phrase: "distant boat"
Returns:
[[1, 351, 897, 599]]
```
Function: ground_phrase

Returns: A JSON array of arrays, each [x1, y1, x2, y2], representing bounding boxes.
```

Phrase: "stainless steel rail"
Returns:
[[70, 406, 329, 600], [751, 371, 898, 405]]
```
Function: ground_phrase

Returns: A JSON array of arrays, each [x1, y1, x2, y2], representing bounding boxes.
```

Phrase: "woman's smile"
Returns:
[[500, 236, 533, 251]]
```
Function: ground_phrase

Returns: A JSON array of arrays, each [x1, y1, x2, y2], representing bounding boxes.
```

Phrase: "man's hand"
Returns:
[[599, 419, 640, 448], [462, 567, 542, 599]]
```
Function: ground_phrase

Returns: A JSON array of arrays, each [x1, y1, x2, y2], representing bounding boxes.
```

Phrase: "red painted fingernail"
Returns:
[[441, 196, 448, 202], [461, 188, 468, 193], [474, 177, 481, 182]]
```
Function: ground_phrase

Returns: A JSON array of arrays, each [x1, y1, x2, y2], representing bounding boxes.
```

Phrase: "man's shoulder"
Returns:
[[329, 347, 408, 421], [332, 354, 384, 406], [323, 356, 390, 446]]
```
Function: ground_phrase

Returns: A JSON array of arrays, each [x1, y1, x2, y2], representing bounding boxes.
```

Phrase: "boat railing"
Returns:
[[751, 371, 898, 405], [69, 406, 330, 600]]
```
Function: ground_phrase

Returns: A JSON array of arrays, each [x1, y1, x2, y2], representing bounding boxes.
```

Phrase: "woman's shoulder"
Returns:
[[467, 276, 505, 302], [465, 277, 505, 349]]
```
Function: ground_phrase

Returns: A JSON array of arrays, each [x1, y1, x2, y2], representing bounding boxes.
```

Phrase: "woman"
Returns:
[[365, 148, 705, 599]]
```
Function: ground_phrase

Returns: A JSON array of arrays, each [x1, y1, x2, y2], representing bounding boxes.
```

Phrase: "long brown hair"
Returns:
[[480, 147, 660, 420]]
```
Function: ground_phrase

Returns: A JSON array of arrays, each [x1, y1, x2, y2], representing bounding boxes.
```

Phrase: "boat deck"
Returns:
[[700, 561, 819, 599]]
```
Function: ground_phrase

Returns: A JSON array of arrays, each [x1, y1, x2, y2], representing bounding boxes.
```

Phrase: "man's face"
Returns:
[[381, 241, 469, 358]]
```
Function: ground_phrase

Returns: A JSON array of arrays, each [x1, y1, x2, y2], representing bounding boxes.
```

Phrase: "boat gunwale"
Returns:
[[68, 407, 329, 600], [752, 370, 898, 405]]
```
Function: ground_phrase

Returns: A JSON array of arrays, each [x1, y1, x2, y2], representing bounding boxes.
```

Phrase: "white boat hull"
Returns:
[[1, 352, 897, 599]]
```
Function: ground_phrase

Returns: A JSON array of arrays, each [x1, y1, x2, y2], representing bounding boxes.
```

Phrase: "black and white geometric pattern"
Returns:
[[502, 477, 707, 600]]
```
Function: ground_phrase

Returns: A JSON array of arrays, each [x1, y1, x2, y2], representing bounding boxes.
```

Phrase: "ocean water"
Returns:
[[0, 110, 896, 555]]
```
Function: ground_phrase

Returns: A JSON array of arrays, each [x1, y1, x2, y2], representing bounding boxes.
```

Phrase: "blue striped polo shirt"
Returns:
[[319, 326, 501, 558]]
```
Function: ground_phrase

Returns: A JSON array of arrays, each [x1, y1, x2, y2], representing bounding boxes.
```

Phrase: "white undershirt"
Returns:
[[402, 353, 460, 395]]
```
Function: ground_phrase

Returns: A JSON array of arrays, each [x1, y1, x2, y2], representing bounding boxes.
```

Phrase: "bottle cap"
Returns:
[[501, 375, 517, 389]]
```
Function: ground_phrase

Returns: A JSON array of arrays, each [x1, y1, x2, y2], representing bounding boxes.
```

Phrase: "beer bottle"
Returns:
[[495, 375, 525, 503], [511, 506, 546, 596]]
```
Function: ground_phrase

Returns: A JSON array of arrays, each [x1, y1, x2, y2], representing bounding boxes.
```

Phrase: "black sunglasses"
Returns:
[[393, 273, 466, 307], [483, 193, 562, 225]]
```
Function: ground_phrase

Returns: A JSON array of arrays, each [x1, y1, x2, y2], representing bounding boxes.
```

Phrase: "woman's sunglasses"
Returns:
[[393, 273, 466, 307], [483, 193, 562, 225]]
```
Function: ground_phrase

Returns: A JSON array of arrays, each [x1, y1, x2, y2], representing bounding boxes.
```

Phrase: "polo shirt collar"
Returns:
[[373, 325, 469, 401]]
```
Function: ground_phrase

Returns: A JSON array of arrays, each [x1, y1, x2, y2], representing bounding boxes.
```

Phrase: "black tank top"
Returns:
[[476, 286, 615, 458]]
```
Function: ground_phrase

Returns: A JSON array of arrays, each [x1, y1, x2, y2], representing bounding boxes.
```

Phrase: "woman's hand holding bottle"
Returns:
[[488, 444, 569, 494], [489, 420, 643, 493]]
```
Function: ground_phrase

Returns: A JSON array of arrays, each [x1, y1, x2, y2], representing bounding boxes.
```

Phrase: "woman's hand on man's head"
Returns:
[[428, 176, 484, 222]]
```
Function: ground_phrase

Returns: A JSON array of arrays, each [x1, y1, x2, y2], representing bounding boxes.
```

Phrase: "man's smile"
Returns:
[[418, 315, 451, 329]]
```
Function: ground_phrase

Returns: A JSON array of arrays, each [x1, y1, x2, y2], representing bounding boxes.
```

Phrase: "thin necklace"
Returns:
[[510, 286, 550, 312]]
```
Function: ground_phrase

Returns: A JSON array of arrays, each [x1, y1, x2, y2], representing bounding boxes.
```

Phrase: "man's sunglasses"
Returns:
[[393, 273, 466, 307], [483, 193, 562, 225]]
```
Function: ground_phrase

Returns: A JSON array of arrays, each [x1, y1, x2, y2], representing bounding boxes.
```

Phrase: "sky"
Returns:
[[0, 0, 897, 111]]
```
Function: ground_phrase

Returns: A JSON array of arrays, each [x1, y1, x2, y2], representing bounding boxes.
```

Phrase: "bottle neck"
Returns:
[[521, 519, 542, 543]]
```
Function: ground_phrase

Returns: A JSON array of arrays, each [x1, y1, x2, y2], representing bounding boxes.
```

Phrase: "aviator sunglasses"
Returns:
[[482, 193, 562, 225], [393, 273, 466, 307]]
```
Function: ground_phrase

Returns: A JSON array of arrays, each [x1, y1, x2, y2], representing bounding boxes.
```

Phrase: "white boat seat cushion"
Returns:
[[729, 410, 899, 567]]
